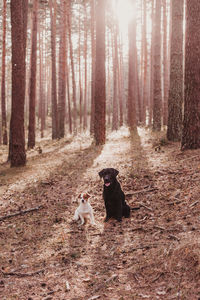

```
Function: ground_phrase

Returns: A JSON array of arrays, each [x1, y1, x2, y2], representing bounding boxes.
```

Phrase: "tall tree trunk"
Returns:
[[106, 29, 112, 127], [66, 61, 72, 134], [78, 3, 83, 129], [94, 0, 106, 145], [1, 0, 7, 145], [112, 19, 119, 131], [39, 23, 45, 139], [118, 38, 124, 127], [152, 0, 162, 131], [28, 0, 38, 149], [141, 0, 148, 124], [83, 1, 88, 130], [182, 0, 200, 149], [149, 0, 155, 126], [90, 0, 96, 135], [49, 0, 58, 139], [128, 5, 137, 132], [10, 0, 28, 167], [58, 0, 67, 139], [67, 0, 77, 134], [162, 0, 169, 126], [167, 0, 184, 141]]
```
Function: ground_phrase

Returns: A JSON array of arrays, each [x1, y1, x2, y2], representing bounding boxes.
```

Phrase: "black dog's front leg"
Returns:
[[104, 206, 112, 222], [115, 201, 122, 222], [104, 196, 111, 222]]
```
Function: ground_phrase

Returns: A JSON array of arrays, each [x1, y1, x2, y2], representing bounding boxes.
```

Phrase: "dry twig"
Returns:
[[2, 269, 44, 277], [0, 205, 43, 222]]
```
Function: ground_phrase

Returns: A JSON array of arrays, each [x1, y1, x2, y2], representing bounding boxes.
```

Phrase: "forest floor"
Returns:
[[0, 127, 200, 300]]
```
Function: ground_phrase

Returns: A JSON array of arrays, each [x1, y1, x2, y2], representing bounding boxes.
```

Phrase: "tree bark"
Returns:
[[67, 0, 77, 134], [162, 0, 170, 126], [182, 0, 200, 149], [141, 0, 148, 124], [90, 0, 96, 135], [58, 0, 67, 139], [49, 0, 58, 140], [94, 0, 106, 145], [112, 18, 119, 131], [128, 5, 137, 132], [83, 1, 88, 131], [152, 0, 162, 131], [1, 0, 7, 145], [10, 0, 28, 167], [167, 0, 184, 141], [28, 0, 38, 149]]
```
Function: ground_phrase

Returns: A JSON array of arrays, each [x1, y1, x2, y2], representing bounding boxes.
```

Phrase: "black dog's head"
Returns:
[[99, 168, 119, 187]]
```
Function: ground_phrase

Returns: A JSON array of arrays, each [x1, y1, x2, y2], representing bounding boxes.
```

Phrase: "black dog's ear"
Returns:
[[112, 168, 119, 177], [99, 169, 105, 178]]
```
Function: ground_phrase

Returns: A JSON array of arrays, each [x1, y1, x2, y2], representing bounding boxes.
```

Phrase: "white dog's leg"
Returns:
[[79, 215, 85, 225], [90, 211, 95, 225], [73, 209, 79, 221]]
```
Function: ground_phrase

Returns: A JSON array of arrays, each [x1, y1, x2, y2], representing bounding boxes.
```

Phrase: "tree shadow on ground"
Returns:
[[0, 143, 103, 298]]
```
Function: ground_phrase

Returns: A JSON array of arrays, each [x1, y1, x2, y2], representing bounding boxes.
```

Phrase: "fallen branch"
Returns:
[[140, 203, 153, 211], [151, 272, 164, 283], [189, 201, 199, 208], [0, 205, 43, 222], [2, 269, 44, 277], [179, 155, 199, 162], [126, 187, 158, 196], [94, 274, 118, 292], [153, 225, 166, 231], [132, 244, 158, 251]]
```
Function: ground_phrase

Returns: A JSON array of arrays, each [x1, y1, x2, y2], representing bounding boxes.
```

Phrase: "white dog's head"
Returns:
[[78, 193, 91, 204]]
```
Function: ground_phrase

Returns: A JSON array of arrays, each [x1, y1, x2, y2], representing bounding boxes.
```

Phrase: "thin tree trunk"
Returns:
[[112, 18, 119, 131], [118, 37, 124, 127], [128, 3, 137, 132], [58, 0, 67, 138], [162, 0, 169, 126], [49, 0, 58, 139], [78, 3, 83, 129], [66, 59, 72, 134], [1, 0, 7, 145], [28, 0, 38, 149], [67, 0, 77, 134], [149, 0, 155, 126], [90, 0, 96, 135], [152, 0, 162, 131], [83, 1, 88, 130], [142, 0, 148, 125], [94, 0, 106, 145], [39, 17, 45, 139]]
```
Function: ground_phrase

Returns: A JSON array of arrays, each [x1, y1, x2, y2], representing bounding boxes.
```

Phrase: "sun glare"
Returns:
[[115, 0, 135, 34]]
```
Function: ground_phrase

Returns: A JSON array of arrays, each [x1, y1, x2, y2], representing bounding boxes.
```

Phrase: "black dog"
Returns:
[[99, 168, 130, 222]]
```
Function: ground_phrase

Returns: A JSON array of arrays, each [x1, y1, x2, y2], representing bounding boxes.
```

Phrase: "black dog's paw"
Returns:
[[123, 205, 131, 218]]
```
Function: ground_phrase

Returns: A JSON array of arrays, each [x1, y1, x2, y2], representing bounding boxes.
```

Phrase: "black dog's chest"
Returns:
[[103, 183, 124, 204]]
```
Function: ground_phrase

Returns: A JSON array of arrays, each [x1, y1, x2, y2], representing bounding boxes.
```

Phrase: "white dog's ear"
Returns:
[[84, 193, 91, 199], [78, 193, 82, 199]]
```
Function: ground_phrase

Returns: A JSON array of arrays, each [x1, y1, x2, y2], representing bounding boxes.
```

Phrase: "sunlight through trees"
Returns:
[[0, 0, 199, 166]]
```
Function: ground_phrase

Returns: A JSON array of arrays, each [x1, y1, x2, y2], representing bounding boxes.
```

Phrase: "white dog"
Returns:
[[73, 193, 95, 225]]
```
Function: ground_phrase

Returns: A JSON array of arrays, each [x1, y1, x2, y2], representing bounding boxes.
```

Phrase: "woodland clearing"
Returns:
[[0, 127, 200, 300]]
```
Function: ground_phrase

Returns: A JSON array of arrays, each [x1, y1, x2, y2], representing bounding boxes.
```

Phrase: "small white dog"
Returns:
[[73, 193, 95, 225]]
